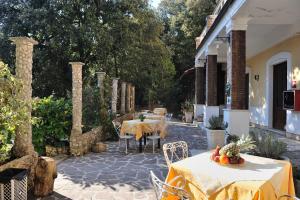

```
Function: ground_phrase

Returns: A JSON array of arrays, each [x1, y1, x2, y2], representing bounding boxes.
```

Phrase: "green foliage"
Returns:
[[249, 131, 288, 159], [139, 114, 146, 122], [0, 61, 27, 163], [32, 96, 72, 155], [0, 0, 176, 110], [181, 100, 194, 112], [226, 134, 240, 144], [207, 115, 226, 130]]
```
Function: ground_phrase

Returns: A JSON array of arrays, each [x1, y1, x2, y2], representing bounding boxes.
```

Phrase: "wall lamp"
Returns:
[[254, 75, 259, 81]]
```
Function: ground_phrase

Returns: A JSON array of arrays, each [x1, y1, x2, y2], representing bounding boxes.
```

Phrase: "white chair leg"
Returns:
[[152, 140, 155, 154], [125, 139, 128, 154]]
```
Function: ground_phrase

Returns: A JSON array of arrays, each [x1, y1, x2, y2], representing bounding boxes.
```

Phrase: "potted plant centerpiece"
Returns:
[[139, 114, 146, 122], [205, 116, 227, 149], [182, 100, 194, 123]]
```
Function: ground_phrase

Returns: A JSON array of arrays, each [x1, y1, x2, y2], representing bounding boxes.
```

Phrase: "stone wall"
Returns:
[[0, 154, 38, 189], [69, 127, 102, 156], [45, 145, 70, 157]]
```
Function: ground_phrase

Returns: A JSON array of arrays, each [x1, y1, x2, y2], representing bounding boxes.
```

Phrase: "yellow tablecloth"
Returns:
[[120, 119, 167, 140], [166, 152, 295, 200], [153, 108, 167, 116]]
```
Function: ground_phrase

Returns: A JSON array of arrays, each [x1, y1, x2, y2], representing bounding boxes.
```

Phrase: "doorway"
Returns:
[[273, 61, 287, 130]]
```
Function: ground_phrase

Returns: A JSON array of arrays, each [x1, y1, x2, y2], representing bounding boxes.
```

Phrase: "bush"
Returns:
[[0, 62, 27, 163], [249, 131, 287, 159], [181, 100, 194, 113], [207, 116, 226, 130], [32, 96, 72, 155]]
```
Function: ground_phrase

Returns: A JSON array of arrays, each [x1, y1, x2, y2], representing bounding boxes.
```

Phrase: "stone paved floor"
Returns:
[[38, 122, 300, 200]]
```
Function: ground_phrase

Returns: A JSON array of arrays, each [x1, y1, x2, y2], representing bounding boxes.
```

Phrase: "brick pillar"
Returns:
[[111, 78, 119, 114], [204, 47, 220, 126], [121, 82, 126, 114], [69, 62, 84, 135], [10, 37, 38, 157], [96, 72, 106, 102], [194, 60, 206, 119], [206, 55, 218, 106], [224, 19, 250, 136], [126, 83, 131, 112], [231, 30, 246, 110]]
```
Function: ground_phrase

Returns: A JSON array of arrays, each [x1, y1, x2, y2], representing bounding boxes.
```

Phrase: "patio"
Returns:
[[37, 122, 300, 200]]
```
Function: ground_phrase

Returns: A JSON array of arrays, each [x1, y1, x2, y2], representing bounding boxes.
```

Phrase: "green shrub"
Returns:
[[32, 96, 72, 155], [249, 131, 287, 159], [207, 116, 226, 130], [0, 62, 27, 163]]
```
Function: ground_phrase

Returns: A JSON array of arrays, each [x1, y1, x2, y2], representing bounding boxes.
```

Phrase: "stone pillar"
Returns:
[[111, 78, 119, 114], [126, 83, 131, 112], [224, 19, 250, 136], [194, 60, 206, 119], [96, 72, 106, 102], [10, 37, 38, 157], [69, 62, 84, 135], [121, 82, 126, 114], [131, 85, 135, 112], [204, 46, 219, 127]]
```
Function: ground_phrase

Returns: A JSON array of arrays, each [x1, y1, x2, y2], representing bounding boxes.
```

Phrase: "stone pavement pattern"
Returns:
[[39, 122, 300, 200]]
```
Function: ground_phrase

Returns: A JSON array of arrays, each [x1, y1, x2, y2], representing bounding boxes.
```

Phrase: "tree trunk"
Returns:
[[34, 157, 57, 197]]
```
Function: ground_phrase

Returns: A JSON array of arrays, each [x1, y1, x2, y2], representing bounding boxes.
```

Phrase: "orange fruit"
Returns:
[[220, 155, 229, 164]]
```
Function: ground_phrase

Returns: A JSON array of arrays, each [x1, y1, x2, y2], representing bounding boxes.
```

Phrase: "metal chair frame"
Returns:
[[150, 170, 190, 200], [163, 141, 189, 168], [112, 121, 135, 154]]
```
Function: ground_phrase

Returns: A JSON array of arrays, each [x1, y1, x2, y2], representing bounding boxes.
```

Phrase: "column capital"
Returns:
[[205, 43, 219, 56], [69, 62, 85, 67], [195, 58, 206, 68], [226, 18, 251, 33], [10, 37, 38, 45]]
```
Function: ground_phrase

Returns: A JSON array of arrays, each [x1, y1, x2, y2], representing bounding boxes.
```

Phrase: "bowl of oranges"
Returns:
[[210, 135, 256, 165]]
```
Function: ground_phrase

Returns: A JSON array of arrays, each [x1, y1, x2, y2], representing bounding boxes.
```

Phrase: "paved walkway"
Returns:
[[41, 122, 300, 200]]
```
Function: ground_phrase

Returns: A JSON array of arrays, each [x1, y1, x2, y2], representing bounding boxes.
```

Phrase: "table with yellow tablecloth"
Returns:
[[153, 108, 167, 116], [120, 119, 167, 152], [144, 114, 166, 120], [166, 151, 295, 200]]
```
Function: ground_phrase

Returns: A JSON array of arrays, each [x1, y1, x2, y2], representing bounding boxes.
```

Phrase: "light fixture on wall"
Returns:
[[215, 35, 230, 43], [254, 75, 259, 81]]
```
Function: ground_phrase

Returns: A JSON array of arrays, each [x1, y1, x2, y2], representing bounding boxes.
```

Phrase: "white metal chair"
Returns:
[[150, 170, 190, 200], [145, 131, 161, 153], [112, 121, 134, 154], [165, 113, 173, 121], [278, 195, 300, 200], [163, 141, 189, 168]]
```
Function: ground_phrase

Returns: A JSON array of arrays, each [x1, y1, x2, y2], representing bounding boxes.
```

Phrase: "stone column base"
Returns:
[[194, 104, 205, 119], [204, 106, 219, 127], [223, 109, 250, 137]]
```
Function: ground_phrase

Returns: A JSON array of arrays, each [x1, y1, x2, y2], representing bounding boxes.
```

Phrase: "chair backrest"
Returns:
[[165, 113, 173, 121], [278, 195, 300, 200], [163, 141, 189, 168], [149, 171, 190, 200], [112, 121, 121, 137]]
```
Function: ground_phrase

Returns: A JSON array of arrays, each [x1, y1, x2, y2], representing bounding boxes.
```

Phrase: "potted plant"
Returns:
[[249, 131, 288, 160], [205, 116, 226, 149], [181, 100, 194, 123], [139, 114, 146, 122]]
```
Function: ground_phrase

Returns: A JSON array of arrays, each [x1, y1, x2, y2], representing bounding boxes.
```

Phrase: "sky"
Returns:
[[150, 0, 161, 8]]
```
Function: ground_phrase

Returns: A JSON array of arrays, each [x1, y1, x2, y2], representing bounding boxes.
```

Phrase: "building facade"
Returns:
[[194, 0, 300, 139]]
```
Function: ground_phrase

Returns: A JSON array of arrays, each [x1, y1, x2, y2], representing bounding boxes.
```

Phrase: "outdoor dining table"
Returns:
[[144, 113, 166, 120], [120, 119, 167, 153], [166, 151, 295, 200], [153, 107, 167, 116]]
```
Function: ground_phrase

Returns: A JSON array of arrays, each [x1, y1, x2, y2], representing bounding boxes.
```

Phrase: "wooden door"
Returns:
[[273, 62, 287, 130], [217, 63, 225, 105]]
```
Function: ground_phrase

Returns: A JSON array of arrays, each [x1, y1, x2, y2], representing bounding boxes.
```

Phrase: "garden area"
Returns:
[[1, 0, 300, 200]]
